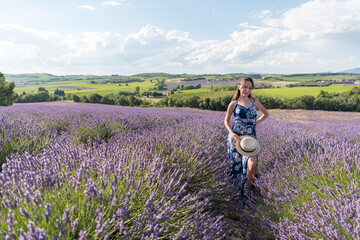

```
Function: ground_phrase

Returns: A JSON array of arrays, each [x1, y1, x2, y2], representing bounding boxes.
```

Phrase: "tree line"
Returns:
[[254, 87, 360, 112], [158, 87, 360, 112], [1, 71, 359, 112], [0, 72, 17, 106]]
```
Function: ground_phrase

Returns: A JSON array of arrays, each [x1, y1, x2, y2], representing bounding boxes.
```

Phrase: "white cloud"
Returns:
[[0, 41, 37, 60], [166, 30, 190, 42], [102, 1, 127, 6], [222, 0, 360, 72], [238, 22, 265, 30], [78, 5, 95, 11], [266, 0, 360, 36], [1, 0, 360, 75], [126, 24, 164, 46], [250, 9, 272, 20], [0, 24, 61, 40]]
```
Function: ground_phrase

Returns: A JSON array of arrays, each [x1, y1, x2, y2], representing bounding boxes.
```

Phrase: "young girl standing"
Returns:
[[224, 77, 269, 198]]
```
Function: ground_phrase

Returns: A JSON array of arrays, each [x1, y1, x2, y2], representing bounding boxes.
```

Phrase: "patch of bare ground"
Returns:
[[219, 189, 272, 240], [271, 81, 297, 87], [165, 78, 187, 83]]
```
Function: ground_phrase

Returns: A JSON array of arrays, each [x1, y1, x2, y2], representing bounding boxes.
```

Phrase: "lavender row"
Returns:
[[0, 103, 238, 239], [3, 102, 359, 239], [255, 117, 360, 239]]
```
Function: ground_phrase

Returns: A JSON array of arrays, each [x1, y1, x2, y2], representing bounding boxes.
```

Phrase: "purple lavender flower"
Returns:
[[44, 203, 52, 222], [62, 208, 71, 224], [19, 208, 30, 218], [3, 102, 358, 239], [79, 230, 87, 240]]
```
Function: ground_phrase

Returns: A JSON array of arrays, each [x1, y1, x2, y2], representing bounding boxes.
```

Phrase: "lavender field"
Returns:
[[0, 102, 360, 239]]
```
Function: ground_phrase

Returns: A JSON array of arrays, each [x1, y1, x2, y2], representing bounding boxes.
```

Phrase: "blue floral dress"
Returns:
[[227, 100, 257, 195]]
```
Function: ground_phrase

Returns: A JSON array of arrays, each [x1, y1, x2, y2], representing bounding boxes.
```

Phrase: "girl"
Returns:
[[224, 77, 269, 197]]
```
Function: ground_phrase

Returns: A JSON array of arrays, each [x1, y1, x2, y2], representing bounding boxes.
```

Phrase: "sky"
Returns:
[[0, 0, 360, 75]]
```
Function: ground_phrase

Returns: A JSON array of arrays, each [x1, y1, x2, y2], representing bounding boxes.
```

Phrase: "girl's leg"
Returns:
[[247, 155, 257, 190]]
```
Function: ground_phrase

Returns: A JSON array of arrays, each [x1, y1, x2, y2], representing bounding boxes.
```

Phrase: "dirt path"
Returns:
[[221, 190, 272, 240]]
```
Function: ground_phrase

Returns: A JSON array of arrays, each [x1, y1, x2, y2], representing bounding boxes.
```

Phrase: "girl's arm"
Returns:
[[224, 101, 241, 141], [255, 99, 269, 124]]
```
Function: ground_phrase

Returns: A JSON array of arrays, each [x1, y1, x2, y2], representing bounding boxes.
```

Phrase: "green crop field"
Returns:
[[170, 84, 357, 100], [10, 72, 360, 101], [253, 84, 356, 98], [14, 79, 157, 96]]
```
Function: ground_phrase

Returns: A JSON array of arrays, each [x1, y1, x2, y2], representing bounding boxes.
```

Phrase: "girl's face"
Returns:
[[238, 80, 253, 97]]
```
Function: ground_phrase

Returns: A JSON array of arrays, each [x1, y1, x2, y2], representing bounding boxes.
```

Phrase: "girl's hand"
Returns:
[[232, 133, 241, 141]]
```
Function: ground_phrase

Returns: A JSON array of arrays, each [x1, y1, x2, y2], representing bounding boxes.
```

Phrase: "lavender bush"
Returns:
[[255, 115, 360, 239], [0, 112, 57, 169], [0, 102, 238, 239], [2, 102, 359, 239]]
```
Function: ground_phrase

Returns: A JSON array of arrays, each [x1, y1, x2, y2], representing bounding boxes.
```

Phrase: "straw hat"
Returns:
[[235, 135, 260, 156]]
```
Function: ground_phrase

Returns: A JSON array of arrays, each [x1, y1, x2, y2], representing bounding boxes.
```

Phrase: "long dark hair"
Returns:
[[232, 77, 255, 101]]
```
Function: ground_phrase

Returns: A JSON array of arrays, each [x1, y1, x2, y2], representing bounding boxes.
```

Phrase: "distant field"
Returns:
[[171, 84, 356, 100], [14, 79, 157, 96], [171, 87, 234, 99], [263, 74, 360, 82], [253, 84, 356, 98], [10, 73, 360, 100]]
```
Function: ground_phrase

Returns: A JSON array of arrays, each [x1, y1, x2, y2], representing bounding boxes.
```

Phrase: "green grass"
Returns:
[[13, 73, 360, 99], [253, 84, 355, 99], [15, 79, 157, 96], [170, 84, 356, 100], [15, 80, 356, 100], [5, 73, 59, 83]]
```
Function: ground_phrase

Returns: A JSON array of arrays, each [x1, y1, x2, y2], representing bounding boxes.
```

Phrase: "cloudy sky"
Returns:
[[0, 0, 360, 75]]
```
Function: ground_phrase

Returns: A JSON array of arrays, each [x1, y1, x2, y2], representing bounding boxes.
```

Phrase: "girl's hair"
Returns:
[[232, 77, 255, 101]]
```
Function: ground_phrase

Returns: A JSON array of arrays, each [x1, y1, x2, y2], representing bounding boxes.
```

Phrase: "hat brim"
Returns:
[[235, 136, 261, 157]]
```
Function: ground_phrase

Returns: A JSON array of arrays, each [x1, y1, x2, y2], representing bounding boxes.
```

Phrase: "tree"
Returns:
[[89, 94, 102, 103], [0, 72, 18, 106], [36, 92, 51, 102], [348, 95, 360, 111], [200, 98, 211, 109], [151, 91, 163, 97], [102, 94, 115, 105], [185, 96, 200, 108], [174, 98, 184, 107], [168, 97, 176, 107], [38, 87, 48, 92], [81, 96, 89, 103], [115, 95, 129, 106], [128, 95, 142, 106], [54, 88, 65, 96], [72, 94, 81, 103], [160, 96, 169, 106]]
